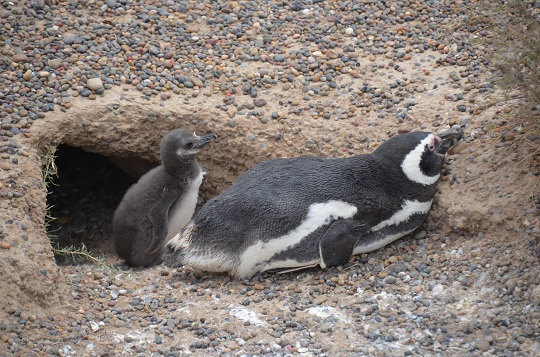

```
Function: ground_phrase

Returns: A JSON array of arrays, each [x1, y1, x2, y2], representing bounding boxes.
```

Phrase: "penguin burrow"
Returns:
[[46, 145, 137, 262], [165, 129, 463, 278], [112, 129, 216, 267]]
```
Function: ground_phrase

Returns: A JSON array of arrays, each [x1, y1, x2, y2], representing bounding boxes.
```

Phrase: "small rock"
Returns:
[[87, 78, 104, 91], [23, 70, 33, 81], [431, 284, 445, 295], [315, 296, 327, 305], [186, 24, 200, 33], [476, 340, 490, 351], [12, 54, 29, 63], [326, 50, 339, 59], [190, 77, 204, 88], [0, 162, 10, 171], [503, 132, 515, 141], [253, 99, 267, 107], [47, 59, 62, 69], [89, 321, 100, 332], [505, 278, 517, 294], [0, 242, 11, 250]]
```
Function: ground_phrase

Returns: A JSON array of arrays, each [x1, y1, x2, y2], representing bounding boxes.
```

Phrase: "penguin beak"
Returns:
[[193, 133, 217, 149], [437, 126, 464, 154]]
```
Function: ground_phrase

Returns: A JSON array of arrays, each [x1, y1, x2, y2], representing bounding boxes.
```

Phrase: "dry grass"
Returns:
[[41, 146, 104, 264], [441, 1, 539, 121], [491, 1, 540, 114]]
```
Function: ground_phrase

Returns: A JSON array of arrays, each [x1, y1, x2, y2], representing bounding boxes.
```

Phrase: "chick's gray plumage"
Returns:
[[113, 129, 216, 267]]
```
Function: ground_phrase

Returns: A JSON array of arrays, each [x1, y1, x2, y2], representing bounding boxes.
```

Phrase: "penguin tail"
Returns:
[[161, 221, 195, 267], [167, 221, 195, 251]]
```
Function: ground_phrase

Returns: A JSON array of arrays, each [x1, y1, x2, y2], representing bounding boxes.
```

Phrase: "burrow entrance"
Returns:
[[46, 145, 143, 265]]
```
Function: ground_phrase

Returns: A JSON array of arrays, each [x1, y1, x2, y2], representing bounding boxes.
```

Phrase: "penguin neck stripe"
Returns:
[[237, 200, 357, 277], [401, 134, 440, 185]]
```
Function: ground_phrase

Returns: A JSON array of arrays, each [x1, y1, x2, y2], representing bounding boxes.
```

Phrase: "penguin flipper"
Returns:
[[319, 219, 364, 268], [146, 188, 179, 254]]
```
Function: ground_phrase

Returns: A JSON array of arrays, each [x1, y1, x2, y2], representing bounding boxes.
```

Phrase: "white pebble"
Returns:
[[432, 284, 445, 295], [87, 77, 104, 91], [89, 320, 100, 332], [345, 27, 354, 35]]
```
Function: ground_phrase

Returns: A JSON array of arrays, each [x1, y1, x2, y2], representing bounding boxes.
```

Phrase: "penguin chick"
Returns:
[[113, 129, 216, 267], [165, 130, 462, 277]]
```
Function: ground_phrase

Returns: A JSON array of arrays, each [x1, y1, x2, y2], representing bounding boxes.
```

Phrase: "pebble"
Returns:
[[315, 296, 327, 305], [48, 59, 63, 69], [87, 78, 104, 91], [476, 340, 491, 351], [12, 53, 29, 63], [0, 242, 11, 249], [23, 70, 33, 81]]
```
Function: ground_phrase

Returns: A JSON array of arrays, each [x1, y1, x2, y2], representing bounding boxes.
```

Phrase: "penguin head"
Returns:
[[160, 129, 217, 170], [374, 132, 447, 186]]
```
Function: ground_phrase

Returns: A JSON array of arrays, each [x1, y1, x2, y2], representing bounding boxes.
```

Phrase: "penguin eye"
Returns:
[[427, 138, 436, 152], [186, 142, 194, 149]]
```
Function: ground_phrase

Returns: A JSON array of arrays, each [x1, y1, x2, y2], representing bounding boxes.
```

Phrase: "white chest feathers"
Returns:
[[165, 170, 204, 241]]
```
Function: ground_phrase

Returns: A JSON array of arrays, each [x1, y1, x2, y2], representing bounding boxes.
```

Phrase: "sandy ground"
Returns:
[[0, 1, 539, 356]]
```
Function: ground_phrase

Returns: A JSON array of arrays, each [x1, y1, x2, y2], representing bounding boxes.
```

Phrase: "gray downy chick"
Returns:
[[113, 129, 216, 267]]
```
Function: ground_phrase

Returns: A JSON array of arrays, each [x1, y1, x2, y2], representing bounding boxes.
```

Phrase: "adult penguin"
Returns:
[[166, 128, 462, 277]]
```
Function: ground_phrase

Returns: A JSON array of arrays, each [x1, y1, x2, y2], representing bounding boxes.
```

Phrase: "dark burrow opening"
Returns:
[[46, 145, 141, 265]]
